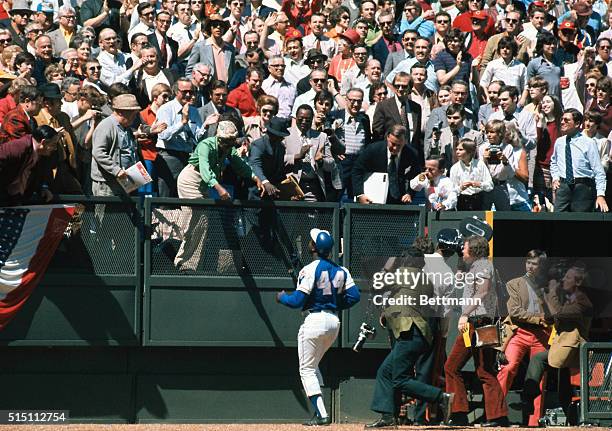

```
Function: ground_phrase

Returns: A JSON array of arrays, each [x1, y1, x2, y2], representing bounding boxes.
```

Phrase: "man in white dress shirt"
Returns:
[[127, 3, 155, 42], [262, 55, 296, 118], [410, 156, 457, 210], [97, 28, 142, 87]]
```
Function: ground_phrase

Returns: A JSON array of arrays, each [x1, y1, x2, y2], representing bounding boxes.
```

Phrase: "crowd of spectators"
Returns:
[[0, 0, 611, 213]]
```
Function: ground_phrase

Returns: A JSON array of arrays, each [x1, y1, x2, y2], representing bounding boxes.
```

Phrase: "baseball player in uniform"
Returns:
[[276, 228, 361, 426]]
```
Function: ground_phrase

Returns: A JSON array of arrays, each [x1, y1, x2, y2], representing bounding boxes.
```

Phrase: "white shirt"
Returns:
[[168, 21, 203, 46], [409, 174, 458, 210], [97, 50, 135, 86], [480, 58, 527, 95], [449, 158, 494, 196], [262, 75, 296, 118], [478, 142, 515, 181], [143, 69, 171, 100], [490, 109, 537, 150], [284, 57, 310, 86], [128, 21, 154, 43], [340, 65, 369, 96], [61, 99, 79, 119], [302, 33, 337, 59], [292, 89, 317, 117]]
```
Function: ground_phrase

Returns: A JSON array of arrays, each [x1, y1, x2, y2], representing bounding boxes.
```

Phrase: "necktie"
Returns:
[[315, 36, 321, 51], [388, 154, 400, 199], [160, 36, 167, 68], [186, 25, 192, 40], [565, 137, 574, 183], [235, 25, 242, 51], [399, 104, 408, 127], [452, 131, 459, 163]]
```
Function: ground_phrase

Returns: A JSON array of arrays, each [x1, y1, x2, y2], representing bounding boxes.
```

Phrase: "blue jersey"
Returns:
[[297, 259, 356, 312]]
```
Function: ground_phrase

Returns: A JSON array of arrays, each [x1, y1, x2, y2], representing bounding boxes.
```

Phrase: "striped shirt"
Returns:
[[343, 112, 367, 155]]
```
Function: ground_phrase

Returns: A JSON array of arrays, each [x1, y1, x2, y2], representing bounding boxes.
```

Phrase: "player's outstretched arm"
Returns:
[[276, 290, 308, 308]]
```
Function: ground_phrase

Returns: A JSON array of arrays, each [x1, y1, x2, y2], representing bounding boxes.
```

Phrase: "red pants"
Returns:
[[497, 327, 550, 426], [444, 332, 508, 420]]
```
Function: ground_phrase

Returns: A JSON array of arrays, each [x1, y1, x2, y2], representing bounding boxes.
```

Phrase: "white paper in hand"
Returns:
[[362, 172, 389, 204], [117, 161, 153, 193]]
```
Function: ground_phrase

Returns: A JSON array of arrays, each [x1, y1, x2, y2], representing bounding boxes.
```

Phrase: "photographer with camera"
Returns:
[[367, 242, 454, 428], [479, 119, 514, 210]]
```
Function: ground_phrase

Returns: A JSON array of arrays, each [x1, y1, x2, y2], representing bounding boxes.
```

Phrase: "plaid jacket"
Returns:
[[0, 106, 36, 143]]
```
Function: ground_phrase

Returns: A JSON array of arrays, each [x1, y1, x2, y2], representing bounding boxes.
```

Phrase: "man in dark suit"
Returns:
[[366, 245, 454, 428], [242, 0, 276, 19], [248, 116, 292, 200], [0, 126, 59, 205], [353, 124, 422, 205], [372, 71, 423, 161], [147, 11, 179, 72], [129, 46, 177, 108], [199, 80, 244, 139]]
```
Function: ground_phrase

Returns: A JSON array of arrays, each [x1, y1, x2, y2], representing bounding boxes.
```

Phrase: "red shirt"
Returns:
[[453, 11, 496, 38], [281, 0, 323, 35], [536, 121, 559, 168], [139, 105, 159, 161], [467, 31, 488, 60], [227, 82, 261, 117]]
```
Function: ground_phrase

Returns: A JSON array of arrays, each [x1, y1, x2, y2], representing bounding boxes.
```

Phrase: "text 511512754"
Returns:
[[0, 410, 69, 424]]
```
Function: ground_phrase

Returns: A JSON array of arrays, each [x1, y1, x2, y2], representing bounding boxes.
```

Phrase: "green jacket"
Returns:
[[382, 266, 435, 344], [188, 137, 253, 188]]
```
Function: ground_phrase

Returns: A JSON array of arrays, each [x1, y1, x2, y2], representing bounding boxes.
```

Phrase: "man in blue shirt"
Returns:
[[276, 229, 360, 426], [550, 109, 608, 212]]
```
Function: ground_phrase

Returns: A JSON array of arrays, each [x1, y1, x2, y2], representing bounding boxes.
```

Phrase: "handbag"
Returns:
[[474, 322, 501, 348]]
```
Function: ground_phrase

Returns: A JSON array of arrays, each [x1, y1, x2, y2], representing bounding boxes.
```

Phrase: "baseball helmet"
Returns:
[[437, 228, 463, 253], [310, 228, 333, 257]]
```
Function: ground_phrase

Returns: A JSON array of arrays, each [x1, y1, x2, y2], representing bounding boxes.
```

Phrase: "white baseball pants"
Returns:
[[297, 311, 340, 397]]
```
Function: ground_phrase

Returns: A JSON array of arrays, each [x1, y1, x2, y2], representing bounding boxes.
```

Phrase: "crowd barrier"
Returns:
[[0, 196, 611, 424]]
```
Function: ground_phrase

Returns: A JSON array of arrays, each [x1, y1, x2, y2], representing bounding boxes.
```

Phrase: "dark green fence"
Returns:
[[2, 198, 612, 424], [0, 196, 142, 346]]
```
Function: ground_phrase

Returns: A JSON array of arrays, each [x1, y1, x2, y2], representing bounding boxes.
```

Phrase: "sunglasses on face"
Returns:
[[379, 21, 393, 26], [160, 93, 171, 99], [0, 38, 12, 43], [61, 15, 76, 19], [394, 84, 409, 89], [471, 19, 483, 24], [586, 82, 596, 87], [179, 89, 194, 95], [88, 66, 101, 71], [505, 18, 519, 23], [599, 45, 611, 50], [261, 108, 277, 114], [436, 19, 449, 24], [311, 78, 326, 83]]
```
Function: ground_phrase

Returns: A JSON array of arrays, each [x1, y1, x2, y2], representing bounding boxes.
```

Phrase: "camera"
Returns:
[[488, 145, 501, 164], [352, 322, 376, 352]]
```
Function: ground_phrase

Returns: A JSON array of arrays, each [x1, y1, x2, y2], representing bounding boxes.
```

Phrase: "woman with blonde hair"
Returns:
[[504, 123, 531, 211], [0, 45, 23, 75]]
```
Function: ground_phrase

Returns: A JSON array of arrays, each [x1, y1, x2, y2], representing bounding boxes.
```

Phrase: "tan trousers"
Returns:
[[174, 164, 209, 270]]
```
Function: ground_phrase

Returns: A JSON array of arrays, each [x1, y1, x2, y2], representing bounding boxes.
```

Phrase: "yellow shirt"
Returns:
[[60, 26, 74, 47]]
